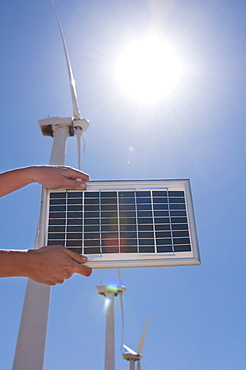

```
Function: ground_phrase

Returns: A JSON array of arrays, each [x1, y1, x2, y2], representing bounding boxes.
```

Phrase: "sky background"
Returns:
[[0, 0, 246, 369]]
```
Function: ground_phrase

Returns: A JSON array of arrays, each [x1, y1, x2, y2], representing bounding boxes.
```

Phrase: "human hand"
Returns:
[[0, 166, 90, 197], [25, 245, 92, 285], [29, 165, 89, 189]]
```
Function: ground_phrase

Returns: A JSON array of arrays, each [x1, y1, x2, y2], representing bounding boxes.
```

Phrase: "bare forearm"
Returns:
[[0, 167, 36, 197], [0, 250, 30, 278]]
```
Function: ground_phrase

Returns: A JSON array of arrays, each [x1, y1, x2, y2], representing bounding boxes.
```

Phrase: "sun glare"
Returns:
[[115, 35, 184, 103]]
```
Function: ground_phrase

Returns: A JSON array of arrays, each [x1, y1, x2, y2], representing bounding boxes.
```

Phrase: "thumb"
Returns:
[[63, 248, 88, 264], [62, 179, 87, 190], [63, 249, 92, 277], [74, 263, 92, 277]]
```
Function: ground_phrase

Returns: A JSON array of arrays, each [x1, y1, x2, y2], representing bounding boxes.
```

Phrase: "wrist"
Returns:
[[24, 165, 61, 186], [21, 166, 44, 184]]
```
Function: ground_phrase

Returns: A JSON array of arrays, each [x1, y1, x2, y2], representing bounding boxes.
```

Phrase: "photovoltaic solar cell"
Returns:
[[43, 180, 200, 268]]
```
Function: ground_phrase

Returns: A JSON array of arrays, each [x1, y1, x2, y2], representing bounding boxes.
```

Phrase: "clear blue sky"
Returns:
[[0, 0, 246, 369]]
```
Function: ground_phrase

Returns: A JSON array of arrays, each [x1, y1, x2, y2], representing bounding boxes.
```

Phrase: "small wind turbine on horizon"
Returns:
[[122, 316, 150, 370], [13, 1, 89, 369]]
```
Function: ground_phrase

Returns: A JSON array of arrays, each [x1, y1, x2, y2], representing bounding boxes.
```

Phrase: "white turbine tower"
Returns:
[[97, 271, 126, 370], [122, 316, 150, 370], [12, 2, 89, 369]]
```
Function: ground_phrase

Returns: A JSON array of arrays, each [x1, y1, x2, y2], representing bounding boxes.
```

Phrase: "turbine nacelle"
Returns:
[[39, 116, 89, 137], [96, 284, 126, 298], [122, 347, 143, 361]]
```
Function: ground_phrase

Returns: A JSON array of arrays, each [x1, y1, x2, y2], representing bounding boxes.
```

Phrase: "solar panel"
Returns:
[[41, 179, 200, 269]]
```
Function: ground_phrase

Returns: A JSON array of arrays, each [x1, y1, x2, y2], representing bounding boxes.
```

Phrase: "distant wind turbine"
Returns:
[[97, 270, 126, 370], [122, 316, 150, 370]]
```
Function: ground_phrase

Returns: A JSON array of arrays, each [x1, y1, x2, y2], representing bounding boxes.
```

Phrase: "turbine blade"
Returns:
[[75, 128, 82, 170], [123, 345, 137, 355], [117, 268, 121, 286], [137, 360, 142, 370], [137, 316, 150, 355], [81, 131, 86, 151], [51, 0, 80, 119]]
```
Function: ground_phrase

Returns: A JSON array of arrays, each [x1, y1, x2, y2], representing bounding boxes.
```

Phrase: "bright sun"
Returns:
[[114, 35, 184, 103]]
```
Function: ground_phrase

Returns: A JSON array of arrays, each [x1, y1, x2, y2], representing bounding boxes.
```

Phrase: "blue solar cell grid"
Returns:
[[47, 189, 191, 255]]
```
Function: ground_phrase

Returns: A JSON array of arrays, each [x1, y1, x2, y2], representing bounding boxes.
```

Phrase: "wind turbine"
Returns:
[[39, 0, 89, 170], [97, 270, 126, 370], [12, 2, 89, 369], [122, 316, 150, 370]]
